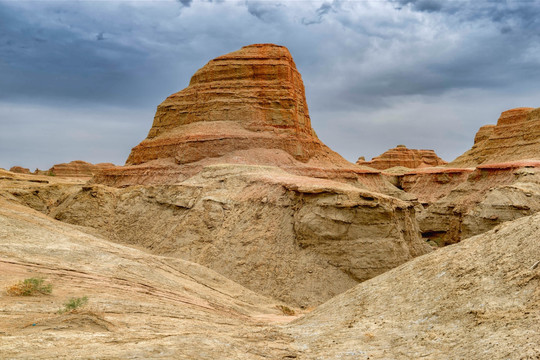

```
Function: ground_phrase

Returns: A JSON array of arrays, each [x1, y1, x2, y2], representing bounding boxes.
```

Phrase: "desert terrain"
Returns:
[[2, 44, 539, 359]]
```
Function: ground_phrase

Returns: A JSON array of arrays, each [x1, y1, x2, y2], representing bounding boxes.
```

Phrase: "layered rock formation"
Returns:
[[384, 159, 540, 246], [289, 213, 540, 359], [96, 44, 383, 188], [450, 107, 540, 167], [9, 166, 30, 174], [416, 162, 540, 245], [0, 199, 296, 359], [47, 160, 114, 178], [5, 169, 539, 359], [2, 166, 430, 307], [357, 145, 447, 170]]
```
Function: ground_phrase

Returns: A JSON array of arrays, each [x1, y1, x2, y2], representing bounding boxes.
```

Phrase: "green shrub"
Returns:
[[6, 277, 52, 296], [59, 296, 89, 314]]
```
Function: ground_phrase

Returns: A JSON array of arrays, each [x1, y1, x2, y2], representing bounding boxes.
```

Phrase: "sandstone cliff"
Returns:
[[450, 107, 540, 167], [357, 145, 447, 170], [96, 44, 385, 189], [1, 166, 430, 307], [416, 161, 540, 245], [383, 159, 540, 246], [289, 213, 540, 359]]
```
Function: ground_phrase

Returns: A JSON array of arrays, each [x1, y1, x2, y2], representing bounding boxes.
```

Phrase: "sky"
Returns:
[[1, 0, 540, 170]]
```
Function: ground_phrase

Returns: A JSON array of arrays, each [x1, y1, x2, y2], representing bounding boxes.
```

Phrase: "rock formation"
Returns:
[[47, 160, 114, 178], [415, 161, 540, 245], [9, 166, 30, 174], [0, 199, 296, 359], [450, 107, 540, 167], [2, 166, 430, 307], [289, 213, 540, 359], [96, 44, 383, 188], [357, 145, 447, 170], [5, 174, 540, 359]]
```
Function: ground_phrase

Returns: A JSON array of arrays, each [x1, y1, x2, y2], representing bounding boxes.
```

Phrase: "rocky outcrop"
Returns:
[[4, 169, 539, 359], [450, 107, 540, 167], [394, 167, 474, 204], [95, 44, 385, 189], [0, 199, 296, 359], [47, 160, 114, 178], [289, 212, 540, 359], [2, 165, 431, 307], [9, 166, 30, 174], [403, 161, 540, 246], [357, 145, 447, 170]]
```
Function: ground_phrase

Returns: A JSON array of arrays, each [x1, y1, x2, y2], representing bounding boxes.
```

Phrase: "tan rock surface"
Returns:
[[289, 213, 540, 359], [1, 165, 430, 307], [95, 44, 388, 189], [357, 145, 447, 170], [0, 199, 300, 359], [6, 174, 540, 360], [450, 107, 540, 167]]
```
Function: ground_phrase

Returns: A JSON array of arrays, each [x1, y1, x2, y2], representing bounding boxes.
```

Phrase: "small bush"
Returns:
[[59, 296, 89, 314], [6, 278, 52, 296], [276, 304, 295, 316]]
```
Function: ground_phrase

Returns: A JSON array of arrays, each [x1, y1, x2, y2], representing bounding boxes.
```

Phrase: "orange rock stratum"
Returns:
[[97, 44, 379, 186], [449, 107, 540, 167], [357, 145, 447, 170]]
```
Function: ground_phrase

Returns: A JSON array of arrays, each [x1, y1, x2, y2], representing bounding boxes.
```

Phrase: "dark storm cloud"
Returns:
[[0, 3, 158, 107], [302, 1, 338, 25], [1, 0, 540, 169], [177, 0, 193, 7], [394, 0, 540, 26], [394, 0, 444, 12]]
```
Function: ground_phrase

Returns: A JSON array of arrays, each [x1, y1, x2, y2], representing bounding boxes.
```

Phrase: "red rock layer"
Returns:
[[357, 145, 447, 170], [449, 107, 540, 167], [9, 166, 30, 174], [48, 161, 115, 178], [126, 44, 329, 166], [96, 44, 383, 188]]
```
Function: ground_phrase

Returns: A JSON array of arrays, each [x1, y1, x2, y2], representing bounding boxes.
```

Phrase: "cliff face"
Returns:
[[449, 107, 540, 167], [2, 165, 431, 307], [289, 212, 540, 359], [357, 145, 447, 170]]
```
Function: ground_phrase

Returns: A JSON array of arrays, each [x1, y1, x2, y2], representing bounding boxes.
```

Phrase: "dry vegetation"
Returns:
[[6, 277, 52, 296]]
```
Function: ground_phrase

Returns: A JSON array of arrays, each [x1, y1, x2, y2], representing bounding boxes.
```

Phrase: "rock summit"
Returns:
[[99, 44, 367, 186], [357, 145, 447, 170]]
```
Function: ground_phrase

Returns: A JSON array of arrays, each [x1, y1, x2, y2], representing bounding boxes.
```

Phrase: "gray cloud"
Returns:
[[394, 0, 444, 12], [245, 1, 284, 22], [302, 1, 339, 25], [178, 0, 193, 6], [1, 0, 540, 169]]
